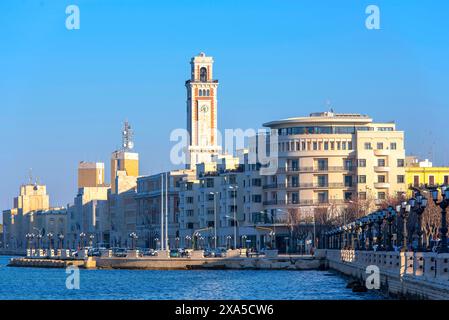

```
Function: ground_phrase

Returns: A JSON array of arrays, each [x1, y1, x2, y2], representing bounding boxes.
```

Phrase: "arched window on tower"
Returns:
[[206, 89, 210, 96], [199, 90, 203, 97], [200, 67, 207, 82]]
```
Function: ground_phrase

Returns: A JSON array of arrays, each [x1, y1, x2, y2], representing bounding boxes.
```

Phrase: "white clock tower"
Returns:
[[186, 52, 221, 168]]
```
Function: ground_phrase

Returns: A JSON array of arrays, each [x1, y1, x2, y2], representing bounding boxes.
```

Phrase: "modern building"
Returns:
[[261, 111, 407, 221]]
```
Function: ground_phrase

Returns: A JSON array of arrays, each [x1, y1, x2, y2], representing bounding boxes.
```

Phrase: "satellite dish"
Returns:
[[128, 141, 134, 149]]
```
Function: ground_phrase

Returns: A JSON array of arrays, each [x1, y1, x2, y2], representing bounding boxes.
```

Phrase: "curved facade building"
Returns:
[[262, 111, 406, 215]]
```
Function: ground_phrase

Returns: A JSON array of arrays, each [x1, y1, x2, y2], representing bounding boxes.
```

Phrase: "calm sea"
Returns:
[[0, 256, 386, 300]]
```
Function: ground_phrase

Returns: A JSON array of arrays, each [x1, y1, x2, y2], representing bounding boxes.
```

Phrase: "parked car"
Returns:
[[213, 247, 227, 258], [169, 249, 181, 258], [89, 248, 102, 257], [143, 249, 158, 256], [203, 248, 214, 258], [113, 248, 127, 257], [177, 248, 188, 258]]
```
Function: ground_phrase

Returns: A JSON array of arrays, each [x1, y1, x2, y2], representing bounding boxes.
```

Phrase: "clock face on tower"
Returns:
[[200, 104, 209, 113]]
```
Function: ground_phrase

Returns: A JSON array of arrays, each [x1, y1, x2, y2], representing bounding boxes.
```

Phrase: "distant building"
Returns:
[[406, 157, 449, 189], [2, 182, 51, 250], [78, 162, 105, 188]]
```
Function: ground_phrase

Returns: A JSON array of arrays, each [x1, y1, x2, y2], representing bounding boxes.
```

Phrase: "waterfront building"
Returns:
[[28, 208, 67, 249], [135, 169, 195, 249], [261, 111, 407, 221], [406, 156, 449, 189], [78, 162, 106, 188]]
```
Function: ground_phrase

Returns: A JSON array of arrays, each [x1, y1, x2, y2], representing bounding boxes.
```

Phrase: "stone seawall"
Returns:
[[320, 249, 449, 300], [96, 256, 322, 270]]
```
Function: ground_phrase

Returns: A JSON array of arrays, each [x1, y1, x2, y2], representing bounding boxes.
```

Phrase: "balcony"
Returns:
[[374, 182, 390, 189], [374, 149, 390, 156], [262, 183, 286, 190], [374, 166, 390, 172], [278, 166, 355, 174]]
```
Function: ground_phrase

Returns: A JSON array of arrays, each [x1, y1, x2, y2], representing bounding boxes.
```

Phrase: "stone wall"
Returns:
[[321, 249, 449, 300]]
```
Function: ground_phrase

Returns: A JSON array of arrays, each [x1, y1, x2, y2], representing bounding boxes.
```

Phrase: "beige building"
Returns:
[[78, 162, 105, 188], [2, 182, 51, 250], [262, 111, 406, 219]]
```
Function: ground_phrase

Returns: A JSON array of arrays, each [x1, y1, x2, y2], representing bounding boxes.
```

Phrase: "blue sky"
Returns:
[[1, 0, 449, 211]]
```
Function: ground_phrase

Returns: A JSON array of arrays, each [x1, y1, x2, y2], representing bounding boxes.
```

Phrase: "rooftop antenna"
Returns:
[[325, 99, 334, 113], [28, 168, 33, 184], [122, 120, 134, 151]]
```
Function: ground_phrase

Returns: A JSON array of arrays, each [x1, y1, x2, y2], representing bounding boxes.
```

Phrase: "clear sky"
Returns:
[[1, 0, 449, 212]]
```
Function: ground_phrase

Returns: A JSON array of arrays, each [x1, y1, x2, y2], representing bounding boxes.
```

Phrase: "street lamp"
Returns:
[[175, 237, 180, 249], [79, 232, 86, 249], [185, 235, 191, 249], [89, 234, 95, 248], [431, 186, 449, 253], [241, 235, 247, 250], [375, 210, 385, 250], [228, 185, 239, 249], [385, 207, 397, 251], [396, 201, 411, 252], [46, 233, 53, 250], [155, 237, 159, 250], [129, 232, 138, 250], [58, 234, 64, 250], [25, 234, 32, 250], [226, 235, 232, 249], [209, 192, 219, 249], [410, 191, 428, 252]]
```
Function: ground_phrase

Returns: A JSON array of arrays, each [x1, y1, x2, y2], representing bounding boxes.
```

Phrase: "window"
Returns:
[[378, 192, 386, 200], [390, 142, 397, 150], [397, 175, 405, 183], [344, 192, 353, 201], [364, 143, 372, 150], [317, 159, 328, 171], [207, 193, 215, 201], [397, 159, 405, 167], [359, 192, 367, 200], [206, 89, 210, 96], [313, 142, 318, 150], [186, 197, 194, 204], [317, 192, 328, 204], [445, 176, 449, 185], [324, 142, 329, 150], [252, 195, 262, 203], [317, 175, 327, 187], [252, 178, 262, 187], [429, 176, 435, 186], [378, 159, 386, 167], [342, 141, 347, 150], [200, 67, 208, 82], [378, 175, 386, 183], [344, 175, 353, 187], [291, 192, 299, 204], [206, 179, 214, 188], [377, 142, 384, 150], [414, 176, 420, 187], [358, 175, 367, 183], [348, 142, 353, 150], [291, 176, 299, 187], [358, 159, 366, 167], [344, 159, 353, 170]]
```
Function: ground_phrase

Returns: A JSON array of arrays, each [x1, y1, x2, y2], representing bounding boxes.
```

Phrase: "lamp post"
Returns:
[[375, 211, 385, 250], [175, 237, 180, 249], [226, 235, 232, 249], [46, 233, 53, 250], [155, 237, 159, 250], [36, 234, 42, 249], [241, 235, 247, 250], [25, 234, 32, 250], [396, 201, 411, 252], [209, 192, 218, 249], [58, 234, 64, 250], [229, 186, 238, 249], [129, 232, 138, 250], [89, 234, 95, 248], [367, 215, 375, 251], [410, 192, 428, 252], [79, 232, 86, 249], [185, 236, 191, 249], [386, 207, 397, 251], [430, 186, 449, 253]]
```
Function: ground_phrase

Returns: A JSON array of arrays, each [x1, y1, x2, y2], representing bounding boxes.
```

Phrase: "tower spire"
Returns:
[[122, 120, 134, 151]]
